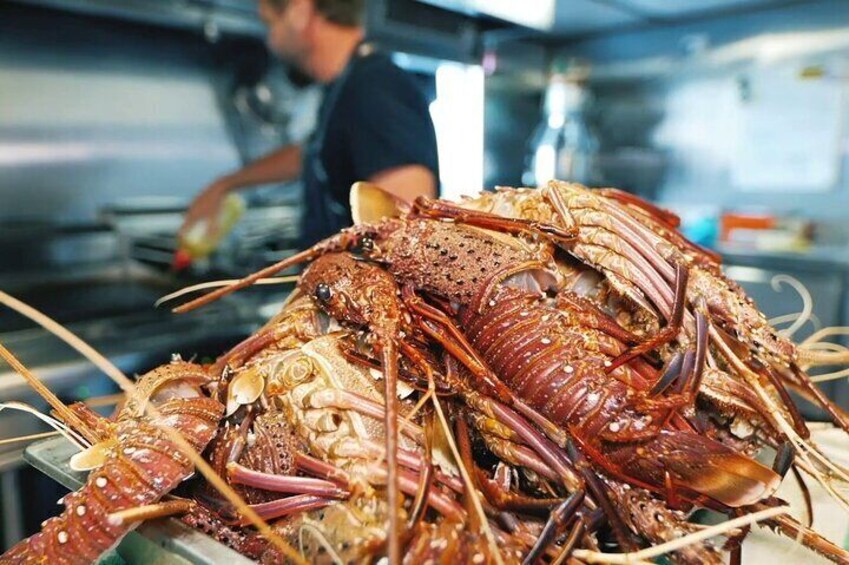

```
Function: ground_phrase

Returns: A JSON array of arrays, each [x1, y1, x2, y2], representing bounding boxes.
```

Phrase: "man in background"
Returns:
[[181, 0, 439, 248]]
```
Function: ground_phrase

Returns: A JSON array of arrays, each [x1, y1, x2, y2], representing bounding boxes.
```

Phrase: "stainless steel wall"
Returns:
[[0, 4, 243, 225], [561, 0, 849, 220]]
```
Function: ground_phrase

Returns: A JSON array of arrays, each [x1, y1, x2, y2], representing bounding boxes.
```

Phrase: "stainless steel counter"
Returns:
[[719, 244, 849, 273]]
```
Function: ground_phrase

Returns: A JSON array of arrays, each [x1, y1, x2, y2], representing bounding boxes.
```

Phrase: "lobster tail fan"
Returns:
[[606, 430, 781, 508]]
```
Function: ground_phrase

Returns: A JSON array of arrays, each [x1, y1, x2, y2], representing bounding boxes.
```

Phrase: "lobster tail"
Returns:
[[604, 430, 780, 508]]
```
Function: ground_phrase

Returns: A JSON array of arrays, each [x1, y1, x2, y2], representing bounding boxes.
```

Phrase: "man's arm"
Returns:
[[369, 164, 436, 203], [180, 144, 302, 237]]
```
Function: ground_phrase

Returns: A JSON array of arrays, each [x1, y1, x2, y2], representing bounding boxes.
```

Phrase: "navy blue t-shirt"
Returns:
[[299, 49, 439, 248]]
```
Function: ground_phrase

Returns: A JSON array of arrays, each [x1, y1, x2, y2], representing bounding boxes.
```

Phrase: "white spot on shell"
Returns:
[[76, 505, 86, 517], [123, 447, 135, 455], [520, 311, 529, 317], [96, 477, 108, 488], [603, 360, 612, 368], [541, 337, 552, 345], [488, 300, 496, 307], [57, 531, 68, 544], [564, 365, 574, 373], [609, 422, 621, 433]]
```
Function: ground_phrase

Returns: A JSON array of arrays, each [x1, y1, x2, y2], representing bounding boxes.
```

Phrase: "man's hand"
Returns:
[[179, 145, 302, 241], [179, 177, 233, 240]]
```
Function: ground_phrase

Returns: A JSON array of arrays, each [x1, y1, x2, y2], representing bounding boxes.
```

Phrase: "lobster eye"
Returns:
[[314, 283, 333, 302], [360, 237, 374, 252]]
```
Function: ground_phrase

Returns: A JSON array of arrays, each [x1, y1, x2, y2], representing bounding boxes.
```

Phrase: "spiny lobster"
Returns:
[[168, 181, 849, 563], [0, 359, 224, 564], [2, 181, 849, 564]]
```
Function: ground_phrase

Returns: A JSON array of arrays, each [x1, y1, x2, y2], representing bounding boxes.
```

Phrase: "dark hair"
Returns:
[[266, 0, 364, 27]]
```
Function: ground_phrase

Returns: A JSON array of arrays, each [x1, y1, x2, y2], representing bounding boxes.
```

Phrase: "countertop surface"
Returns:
[[719, 244, 849, 273]]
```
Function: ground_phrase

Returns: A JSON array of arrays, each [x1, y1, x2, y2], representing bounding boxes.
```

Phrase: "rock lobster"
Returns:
[[2, 181, 849, 564]]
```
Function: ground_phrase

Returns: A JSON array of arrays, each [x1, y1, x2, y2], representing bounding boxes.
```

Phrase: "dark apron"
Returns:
[[299, 42, 375, 249]]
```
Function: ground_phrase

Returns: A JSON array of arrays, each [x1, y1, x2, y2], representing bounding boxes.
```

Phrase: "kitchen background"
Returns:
[[1, 0, 848, 550]]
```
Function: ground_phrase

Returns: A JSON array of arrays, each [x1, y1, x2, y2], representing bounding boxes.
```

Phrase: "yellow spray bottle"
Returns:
[[173, 194, 245, 271]]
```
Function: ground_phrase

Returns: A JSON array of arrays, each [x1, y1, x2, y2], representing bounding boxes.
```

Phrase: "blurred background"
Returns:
[[2, 0, 849, 549]]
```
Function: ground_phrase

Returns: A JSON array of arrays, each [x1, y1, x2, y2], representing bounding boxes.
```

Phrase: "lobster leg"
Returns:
[[771, 441, 795, 478], [756, 503, 849, 564], [212, 328, 279, 373], [407, 413, 434, 530], [411, 195, 578, 245], [606, 262, 688, 373], [522, 490, 585, 565], [546, 182, 677, 283], [648, 352, 685, 396], [596, 187, 681, 228], [234, 495, 335, 525], [549, 518, 586, 565], [294, 451, 352, 485], [226, 463, 350, 498], [595, 187, 724, 266], [564, 439, 637, 552], [480, 433, 561, 483], [556, 291, 640, 345], [107, 500, 195, 526], [476, 467, 565, 515]]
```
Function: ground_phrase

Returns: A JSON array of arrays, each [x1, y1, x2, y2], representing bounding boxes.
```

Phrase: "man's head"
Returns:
[[258, 0, 364, 73]]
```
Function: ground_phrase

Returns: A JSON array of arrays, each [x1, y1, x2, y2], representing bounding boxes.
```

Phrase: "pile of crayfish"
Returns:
[[3, 181, 849, 565]]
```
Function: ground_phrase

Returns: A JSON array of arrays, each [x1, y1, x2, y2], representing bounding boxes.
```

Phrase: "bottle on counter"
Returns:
[[172, 193, 246, 271]]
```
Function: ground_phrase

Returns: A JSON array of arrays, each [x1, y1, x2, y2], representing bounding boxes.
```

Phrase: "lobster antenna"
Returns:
[[0, 401, 89, 449], [769, 312, 822, 335], [0, 344, 99, 445], [155, 276, 300, 308], [571, 505, 789, 564], [798, 327, 849, 368], [811, 367, 849, 383], [173, 246, 322, 313], [0, 430, 59, 447], [0, 290, 133, 392], [771, 275, 813, 339], [802, 326, 849, 346]]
